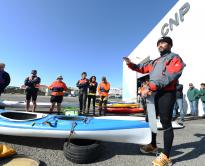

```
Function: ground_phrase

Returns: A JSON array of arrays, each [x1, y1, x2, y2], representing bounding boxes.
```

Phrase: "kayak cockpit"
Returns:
[[0, 111, 47, 121], [57, 116, 85, 121]]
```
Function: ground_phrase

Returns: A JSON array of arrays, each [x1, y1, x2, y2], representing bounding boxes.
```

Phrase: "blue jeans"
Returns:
[[202, 102, 205, 114], [189, 100, 198, 116], [173, 98, 184, 120]]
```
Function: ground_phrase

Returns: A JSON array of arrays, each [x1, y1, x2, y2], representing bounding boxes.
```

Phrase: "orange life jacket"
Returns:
[[97, 82, 110, 97], [48, 80, 68, 96], [140, 86, 149, 97]]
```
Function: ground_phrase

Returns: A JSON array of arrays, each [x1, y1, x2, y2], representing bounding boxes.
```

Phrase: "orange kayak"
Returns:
[[106, 107, 144, 113]]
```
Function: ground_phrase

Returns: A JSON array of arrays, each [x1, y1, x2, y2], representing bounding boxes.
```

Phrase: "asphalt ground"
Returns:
[[0, 94, 205, 166]]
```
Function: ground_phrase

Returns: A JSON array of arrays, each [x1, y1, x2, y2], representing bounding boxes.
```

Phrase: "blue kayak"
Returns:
[[0, 109, 151, 145]]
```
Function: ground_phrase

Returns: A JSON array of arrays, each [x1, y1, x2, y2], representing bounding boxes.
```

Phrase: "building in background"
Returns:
[[123, 0, 205, 115]]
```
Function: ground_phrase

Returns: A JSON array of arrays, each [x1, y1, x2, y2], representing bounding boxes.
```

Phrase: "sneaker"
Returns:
[[178, 119, 184, 125], [140, 144, 158, 154], [152, 153, 172, 166]]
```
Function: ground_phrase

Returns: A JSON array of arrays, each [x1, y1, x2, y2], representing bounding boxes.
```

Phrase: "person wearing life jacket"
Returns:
[[87, 76, 98, 116], [24, 70, 41, 112], [124, 36, 185, 166], [97, 76, 110, 116], [0, 63, 10, 96], [48, 75, 68, 114], [140, 81, 150, 115], [76, 72, 89, 115]]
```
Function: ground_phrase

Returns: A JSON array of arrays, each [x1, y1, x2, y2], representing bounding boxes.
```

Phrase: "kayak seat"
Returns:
[[1, 112, 37, 120], [58, 116, 84, 121]]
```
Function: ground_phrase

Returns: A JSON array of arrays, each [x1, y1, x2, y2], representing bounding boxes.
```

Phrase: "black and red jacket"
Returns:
[[76, 79, 89, 93], [128, 51, 185, 91]]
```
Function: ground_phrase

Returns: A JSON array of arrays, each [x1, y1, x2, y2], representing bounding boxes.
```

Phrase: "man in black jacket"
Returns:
[[172, 82, 184, 124], [24, 70, 41, 112], [76, 72, 89, 115], [0, 63, 10, 96], [124, 37, 185, 166]]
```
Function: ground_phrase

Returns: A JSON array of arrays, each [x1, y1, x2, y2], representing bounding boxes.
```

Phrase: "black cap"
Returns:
[[157, 36, 173, 47], [81, 72, 87, 76], [31, 70, 37, 74]]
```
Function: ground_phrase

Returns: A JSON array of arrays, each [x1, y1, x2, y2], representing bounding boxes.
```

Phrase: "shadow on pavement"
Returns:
[[0, 135, 160, 163], [171, 133, 205, 164], [97, 141, 156, 162], [0, 135, 65, 150]]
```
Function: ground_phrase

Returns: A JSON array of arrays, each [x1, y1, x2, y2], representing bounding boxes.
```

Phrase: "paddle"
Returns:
[[146, 93, 157, 133]]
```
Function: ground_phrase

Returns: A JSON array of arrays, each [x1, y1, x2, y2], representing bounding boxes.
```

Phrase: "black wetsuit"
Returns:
[[76, 79, 89, 113]]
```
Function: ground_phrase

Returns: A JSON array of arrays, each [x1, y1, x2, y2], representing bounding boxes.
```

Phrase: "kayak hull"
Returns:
[[0, 109, 151, 145], [96, 116, 184, 129], [0, 126, 151, 145], [0, 100, 70, 108]]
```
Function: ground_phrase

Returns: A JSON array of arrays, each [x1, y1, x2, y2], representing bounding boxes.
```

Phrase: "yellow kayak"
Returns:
[[107, 103, 140, 108]]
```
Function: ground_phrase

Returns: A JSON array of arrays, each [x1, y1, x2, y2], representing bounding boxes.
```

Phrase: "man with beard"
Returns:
[[123, 36, 185, 166]]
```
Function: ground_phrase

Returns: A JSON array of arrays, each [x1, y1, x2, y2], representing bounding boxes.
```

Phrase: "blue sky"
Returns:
[[0, 0, 177, 88]]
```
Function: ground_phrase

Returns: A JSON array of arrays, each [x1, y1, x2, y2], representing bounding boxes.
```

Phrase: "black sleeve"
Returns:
[[24, 77, 31, 86], [94, 82, 98, 89], [88, 81, 92, 88], [4, 72, 10, 88], [76, 80, 81, 88], [86, 79, 89, 87]]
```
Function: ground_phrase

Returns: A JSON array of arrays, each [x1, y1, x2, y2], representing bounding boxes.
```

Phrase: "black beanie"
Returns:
[[157, 36, 173, 47]]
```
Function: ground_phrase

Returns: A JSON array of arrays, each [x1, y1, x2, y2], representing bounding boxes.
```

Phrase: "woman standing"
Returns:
[[87, 76, 98, 116]]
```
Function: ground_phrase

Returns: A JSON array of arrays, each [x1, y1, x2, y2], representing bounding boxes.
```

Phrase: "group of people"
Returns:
[[23, 70, 110, 115], [76, 72, 110, 116], [187, 83, 205, 117], [139, 80, 205, 126], [1, 68, 110, 116], [172, 82, 205, 124]]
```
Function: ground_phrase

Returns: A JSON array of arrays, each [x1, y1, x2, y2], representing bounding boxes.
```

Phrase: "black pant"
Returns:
[[26, 91, 38, 101], [150, 91, 176, 157], [141, 97, 147, 115], [87, 95, 96, 114], [99, 96, 107, 116], [79, 92, 87, 113]]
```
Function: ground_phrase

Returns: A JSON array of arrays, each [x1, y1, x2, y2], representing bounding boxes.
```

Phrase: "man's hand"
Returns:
[[142, 88, 152, 97], [123, 57, 131, 64], [29, 76, 33, 81]]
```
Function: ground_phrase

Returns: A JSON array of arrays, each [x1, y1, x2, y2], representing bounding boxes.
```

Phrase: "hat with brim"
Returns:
[[57, 75, 63, 80]]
